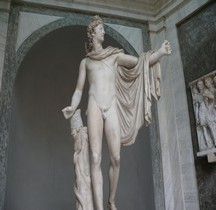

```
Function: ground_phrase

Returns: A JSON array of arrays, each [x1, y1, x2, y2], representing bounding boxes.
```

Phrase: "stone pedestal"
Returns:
[[70, 110, 94, 210]]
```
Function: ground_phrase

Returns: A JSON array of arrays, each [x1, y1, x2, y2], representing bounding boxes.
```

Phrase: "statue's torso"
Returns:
[[86, 54, 118, 106]]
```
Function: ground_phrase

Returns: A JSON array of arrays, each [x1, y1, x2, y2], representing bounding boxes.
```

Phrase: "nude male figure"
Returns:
[[63, 16, 171, 210], [196, 80, 215, 148]]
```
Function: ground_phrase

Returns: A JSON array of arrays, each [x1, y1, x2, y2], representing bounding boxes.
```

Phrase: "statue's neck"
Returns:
[[92, 40, 103, 53]]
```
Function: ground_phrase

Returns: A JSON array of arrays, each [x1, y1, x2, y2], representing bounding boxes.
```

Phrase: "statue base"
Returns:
[[197, 148, 216, 163]]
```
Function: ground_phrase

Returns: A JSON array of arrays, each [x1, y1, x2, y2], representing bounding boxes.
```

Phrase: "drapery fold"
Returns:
[[87, 46, 161, 146]]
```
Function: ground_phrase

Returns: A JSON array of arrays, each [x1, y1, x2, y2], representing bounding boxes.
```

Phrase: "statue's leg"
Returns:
[[203, 126, 213, 148], [104, 104, 120, 210], [208, 124, 216, 145], [87, 97, 104, 210]]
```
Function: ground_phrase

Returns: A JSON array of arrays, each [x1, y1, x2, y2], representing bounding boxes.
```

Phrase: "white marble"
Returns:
[[106, 23, 143, 54], [16, 12, 63, 51], [190, 72, 216, 152], [198, 148, 216, 157], [207, 153, 216, 163], [62, 17, 170, 209]]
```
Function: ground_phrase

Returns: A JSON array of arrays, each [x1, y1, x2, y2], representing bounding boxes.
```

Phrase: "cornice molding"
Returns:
[[12, 0, 210, 28], [0, 0, 11, 11]]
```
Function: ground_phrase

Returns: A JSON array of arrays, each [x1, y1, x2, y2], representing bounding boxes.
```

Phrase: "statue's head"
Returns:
[[197, 80, 204, 91], [192, 84, 198, 94], [86, 15, 104, 53], [87, 16, 103, 39], [204, 76, 213, 88]]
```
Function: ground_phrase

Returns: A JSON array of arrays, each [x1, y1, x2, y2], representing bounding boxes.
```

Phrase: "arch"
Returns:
[[0, 8, 164, 210], [0, 12, 138, 209], [16, 16, 138, 71]]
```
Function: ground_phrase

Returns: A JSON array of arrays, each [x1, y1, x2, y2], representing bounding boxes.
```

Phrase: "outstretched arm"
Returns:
[[116, 40, 171, 69], [117, 53, 138, 69], [62, 58, 86, 119], [149, 40, 171, 65]]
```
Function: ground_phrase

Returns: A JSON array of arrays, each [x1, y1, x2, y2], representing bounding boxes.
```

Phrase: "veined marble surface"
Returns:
[[149, 0, 209, 209], [0, 4, 10, 209], [178, 2, 216, 209], [0, 12, 9, 90]]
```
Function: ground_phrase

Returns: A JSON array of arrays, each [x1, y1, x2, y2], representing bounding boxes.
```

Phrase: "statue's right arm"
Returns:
[[203, 89, 214, 100], [70, 58, 87, 110], [62, 58, 86, 119]]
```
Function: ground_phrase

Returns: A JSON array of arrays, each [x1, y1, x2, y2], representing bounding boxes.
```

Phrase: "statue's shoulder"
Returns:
[[106, 46, 124, 54], [81, 57, 87, 61], [79, 58, 87, 69], [81, 57, 87, 64]]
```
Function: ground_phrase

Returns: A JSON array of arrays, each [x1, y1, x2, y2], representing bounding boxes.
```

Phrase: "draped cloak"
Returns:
[[86, 46, 161, 146]]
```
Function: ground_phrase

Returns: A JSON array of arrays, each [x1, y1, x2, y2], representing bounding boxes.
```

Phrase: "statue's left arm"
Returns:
[[149, 40, 171, 65], [117, 40, 171, 68]]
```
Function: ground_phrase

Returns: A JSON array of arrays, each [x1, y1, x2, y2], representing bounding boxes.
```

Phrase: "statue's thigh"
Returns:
[[104, 107, 121, 155], [87, 97, 104, 152]]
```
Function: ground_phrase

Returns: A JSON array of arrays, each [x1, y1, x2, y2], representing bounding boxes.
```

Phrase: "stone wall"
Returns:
[[178, 2, 216, 209], [0, 1, 10, 209], [149, 0, 211, 209]]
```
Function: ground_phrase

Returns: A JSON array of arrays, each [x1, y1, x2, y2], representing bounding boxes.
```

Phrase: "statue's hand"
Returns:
[[160, 40, 172, 55], [62, 106, 75, 119]]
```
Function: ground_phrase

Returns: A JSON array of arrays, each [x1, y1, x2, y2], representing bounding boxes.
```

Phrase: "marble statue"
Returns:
[[203, 77, 216, 146], [62, 15, 171, 210], [190, 72, 216, 153], [192, 85, 207, 151], [196, 80, 214, 149], [204, 77, 215, 113]]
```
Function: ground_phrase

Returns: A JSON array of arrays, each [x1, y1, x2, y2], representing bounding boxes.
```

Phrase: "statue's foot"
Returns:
[[107, 202, 117, 210]]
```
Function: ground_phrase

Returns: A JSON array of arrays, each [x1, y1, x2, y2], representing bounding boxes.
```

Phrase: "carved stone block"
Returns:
[[190, 70, 216, 160]]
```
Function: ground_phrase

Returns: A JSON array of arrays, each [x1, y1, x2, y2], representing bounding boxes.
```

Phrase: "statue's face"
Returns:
[[192, 86, 198, 94], [93, 24, 105, 43], [204, 78, 212, 88], [197, 80, 204, 91]]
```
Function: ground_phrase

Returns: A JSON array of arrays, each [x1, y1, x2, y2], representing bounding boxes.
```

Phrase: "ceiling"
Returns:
[[72, 0, 174, 16]]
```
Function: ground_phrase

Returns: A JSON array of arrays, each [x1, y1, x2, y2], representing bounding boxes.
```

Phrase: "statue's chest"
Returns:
[[86, 59, 115, 75]]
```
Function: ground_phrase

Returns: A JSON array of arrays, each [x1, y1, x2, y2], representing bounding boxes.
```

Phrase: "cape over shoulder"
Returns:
[[86, 46, 124, 60]]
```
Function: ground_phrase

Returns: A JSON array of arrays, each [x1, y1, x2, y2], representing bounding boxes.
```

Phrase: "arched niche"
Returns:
[[0, 8, 164, 210]]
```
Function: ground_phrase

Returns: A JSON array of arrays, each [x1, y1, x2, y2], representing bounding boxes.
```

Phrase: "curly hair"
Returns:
[[85, 15, 104, 54]]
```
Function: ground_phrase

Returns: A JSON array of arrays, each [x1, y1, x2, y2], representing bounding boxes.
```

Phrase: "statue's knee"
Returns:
[[111, 155, 120, 167], [91, 153, 101, 168]]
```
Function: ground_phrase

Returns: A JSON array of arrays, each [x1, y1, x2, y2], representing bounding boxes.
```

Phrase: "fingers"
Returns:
[[62, 106, 75, 119], [66, 107, 73, 111], [164, 40, 170, 47], [164, 40, 172, 55], [62, 106, 73, 112], [167, 46, 172, 54]]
